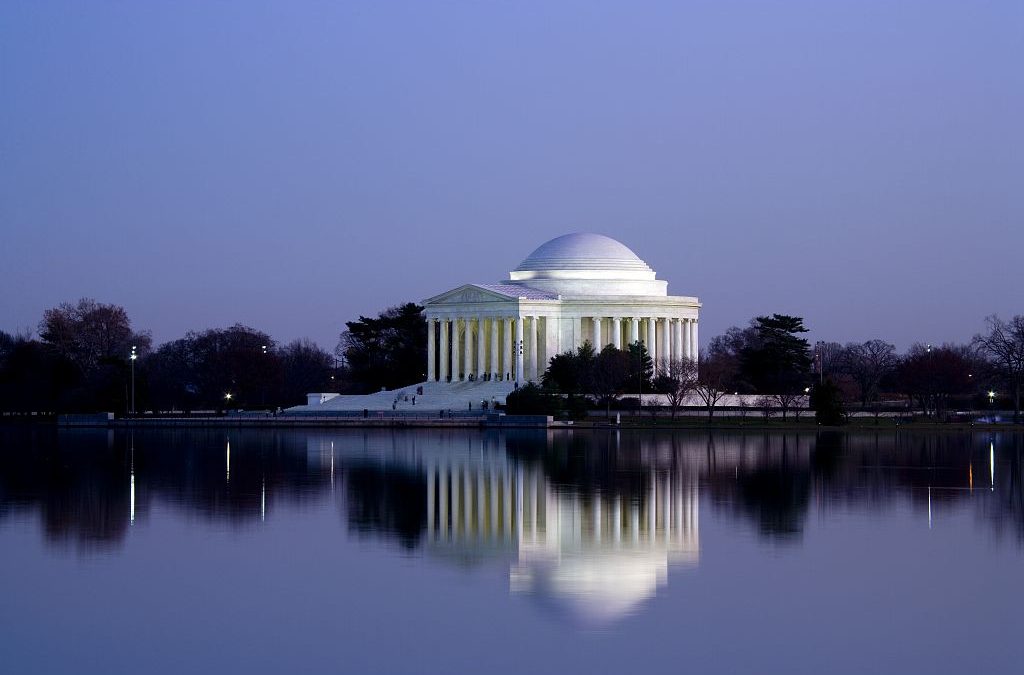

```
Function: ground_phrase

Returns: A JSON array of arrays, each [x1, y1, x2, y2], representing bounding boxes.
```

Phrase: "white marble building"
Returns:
[[289, 233, 700, 413], [424, 233, 701, 383]]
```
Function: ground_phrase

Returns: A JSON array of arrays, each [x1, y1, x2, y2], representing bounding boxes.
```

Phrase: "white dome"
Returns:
[[508, 232, 667, 297], [514, 233, 653, 274]]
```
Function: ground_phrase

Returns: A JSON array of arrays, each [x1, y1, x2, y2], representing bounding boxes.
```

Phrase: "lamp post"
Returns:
[[261, 345, 268, 407], [129, 345, 137, 416]]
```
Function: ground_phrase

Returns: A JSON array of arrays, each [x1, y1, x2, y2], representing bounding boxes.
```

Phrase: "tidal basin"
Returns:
[[1, 428, 1021, 674]]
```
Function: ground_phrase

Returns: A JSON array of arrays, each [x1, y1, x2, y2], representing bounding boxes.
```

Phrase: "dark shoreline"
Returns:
[[2, 414, 1019, 433]]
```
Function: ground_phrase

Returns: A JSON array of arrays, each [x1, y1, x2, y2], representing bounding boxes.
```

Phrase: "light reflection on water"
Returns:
[[1, 427, 1022, 673]]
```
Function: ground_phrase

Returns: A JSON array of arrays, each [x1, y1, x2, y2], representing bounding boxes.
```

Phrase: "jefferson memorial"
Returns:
[[293, 233, 700, 412], [424, 232, 700, 384]]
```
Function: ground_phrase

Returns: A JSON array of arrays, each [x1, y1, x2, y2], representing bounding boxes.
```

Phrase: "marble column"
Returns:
[[662, 318, 671, 362], [514, 316, 524, 383], [490, 318, 499, 380], [671, 317, 679, 362], [612, 317, 622, 349], [477, 318, 486, 379], [426, 318, 436, 382], [535, 317, 545, 379], [630, 317, 640, 346], [524, 316, 534, 382], [687, 319, 696, 361], [688, 319, 696, 362], [668, 318, 677, 361], [592, 316, 602, 349], [657, 319, 667, 366], [452, 319, 462, 381], [464, 318, 473, 379], [439, 318, 449, 382], [681, 319, 690, 362], [503, 317, 513, 380], [646, 318, 657, 374]]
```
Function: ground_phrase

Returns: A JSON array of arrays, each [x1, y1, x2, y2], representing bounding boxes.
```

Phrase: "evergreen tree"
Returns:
[[739, 314, 813, 394], [339, 303, 427, 393]]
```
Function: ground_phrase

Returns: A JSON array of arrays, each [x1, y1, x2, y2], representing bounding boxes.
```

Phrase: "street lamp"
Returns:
[[260, 345, 269, 407], [129, 345, 137, 416], [225, 392, 233, 402], [988, 391, 996, 406]]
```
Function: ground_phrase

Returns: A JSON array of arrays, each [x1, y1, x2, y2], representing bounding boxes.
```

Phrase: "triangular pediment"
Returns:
[[423, 284, 517, 306]]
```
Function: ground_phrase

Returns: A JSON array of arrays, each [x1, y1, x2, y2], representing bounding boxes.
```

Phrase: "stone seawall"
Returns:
[[106, 414, 556, 429]]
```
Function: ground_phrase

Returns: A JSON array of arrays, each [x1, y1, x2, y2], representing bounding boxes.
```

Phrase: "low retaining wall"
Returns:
[[110, 414, 555, 429], [58, 413, 115, 427]]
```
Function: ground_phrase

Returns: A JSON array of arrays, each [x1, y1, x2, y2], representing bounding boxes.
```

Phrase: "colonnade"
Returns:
[[426, 316, 545, 383], [426, 314, 698, 383], [585, 316, 698, 371]]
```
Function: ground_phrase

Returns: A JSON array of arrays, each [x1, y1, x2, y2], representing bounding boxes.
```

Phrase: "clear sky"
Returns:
[[2, 1, 1021, 351]]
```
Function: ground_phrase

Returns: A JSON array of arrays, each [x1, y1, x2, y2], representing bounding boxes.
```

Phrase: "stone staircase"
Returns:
[[285, 379, 517, 414]]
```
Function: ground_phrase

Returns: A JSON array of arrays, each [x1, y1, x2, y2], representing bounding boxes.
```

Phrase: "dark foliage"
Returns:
[[339, 303, 427, 393], [738, 314, 813, 394], [974, 315, 1024, 422], [504, 382, 563, 416], [543, 341, 596, 394], [810, 378, 846, 425], [0, 332, 79, 412], [626, 341, 654, 393], [893, 344, 973, 417]]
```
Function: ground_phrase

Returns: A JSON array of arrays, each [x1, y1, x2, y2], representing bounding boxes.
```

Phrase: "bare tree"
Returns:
[[38, 298, 151, 373], [653, 358, 697, 418], [815, 341, 844, 383], [840, 340, 898, 406], [756, 395, 775, 419], [772, 392, 802, 420], [974, 315, 1024, 422], [694, 352, 732, 419]]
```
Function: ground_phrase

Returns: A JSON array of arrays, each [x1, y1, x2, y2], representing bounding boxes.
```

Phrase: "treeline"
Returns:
[[509, 313, 1024, 422], [0, 299, 339, 412], [2, 298, 1021, 422], [0, 299, 427, 413]]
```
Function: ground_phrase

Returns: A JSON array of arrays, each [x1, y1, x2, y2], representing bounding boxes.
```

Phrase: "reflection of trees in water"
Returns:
[[703, 433, 812, 541], [343, 465, 425, 549], [2, 427, 1022, 551], [0, 428, 129, 550], [0, 428, 332, 550]]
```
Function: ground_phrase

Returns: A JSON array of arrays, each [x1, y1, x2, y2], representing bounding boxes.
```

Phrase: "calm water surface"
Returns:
[[1, 427, 1021, 674]]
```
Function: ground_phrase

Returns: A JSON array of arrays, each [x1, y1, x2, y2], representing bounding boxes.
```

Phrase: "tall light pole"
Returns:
[[261, 344, 268, 408], [130, 345, 137, 416]]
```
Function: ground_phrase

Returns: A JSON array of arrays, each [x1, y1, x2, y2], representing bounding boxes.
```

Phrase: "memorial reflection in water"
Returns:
[[306, 430, 701, 622]]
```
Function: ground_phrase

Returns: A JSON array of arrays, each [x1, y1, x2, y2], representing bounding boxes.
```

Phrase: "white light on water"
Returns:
[[990, 442, 995, 491], [226, 440, 231, 483], [927, 486, 932, 529], [261, 478, 266, 522], [130, 469, 135, 524]]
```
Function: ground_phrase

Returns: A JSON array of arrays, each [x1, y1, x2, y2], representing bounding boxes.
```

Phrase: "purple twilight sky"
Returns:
[[1, 1, 1021, 352]]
